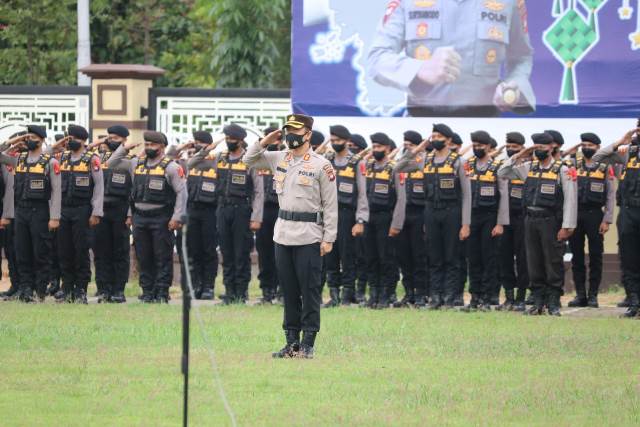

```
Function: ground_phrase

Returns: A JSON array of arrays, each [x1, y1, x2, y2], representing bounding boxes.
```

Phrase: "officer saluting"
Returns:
[[244, 114, 338, 359], [0, 125, 61, 302], [498, 133, 577, 316], [368, 0, 535, 117], [109, 131, 187, 303]]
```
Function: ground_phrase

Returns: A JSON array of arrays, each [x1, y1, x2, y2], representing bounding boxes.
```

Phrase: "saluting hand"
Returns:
[[320, 241, 333, 256], [123, 140, 143, 151], [261, 130, 282, 148]]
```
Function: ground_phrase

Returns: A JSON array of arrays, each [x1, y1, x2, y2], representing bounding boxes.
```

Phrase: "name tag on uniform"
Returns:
[[540, 183, 556, 195], [232, 174, 246, 185], [30, 180, 44, 190], [413, 183, 424, 193], [298, 176, 312, 186], [201, 182, 215, 192], [112, 173, 126, 184], [439, 179, 454, 189], [149, 179, 164, 191], [510, 187, 522, 199], [339, 182, 354, 193], [374, 183, 389, 194], [75, 176, 90, 187], [480, 186, 495, 197], [590, 182, 604, 193]]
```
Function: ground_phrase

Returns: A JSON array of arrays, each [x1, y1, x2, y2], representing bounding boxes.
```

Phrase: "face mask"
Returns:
[[226, 141, 239, 152], [26, 139, 39, 151], [267, 144, 279, 151], [506, 149, 520, 158], [473, 148, 486, 158], [145, 148, 159, 159], [552, 147, 559, 156], [431, 139, 446, 151], [535, 149, 549, 161], [106, 140, 120, 152], [68, 140, 82, 151], [285, 133, 306, 149], [332, 143, 346, 153], [582, 148, 596, 159], [372, 150, 386, 161]]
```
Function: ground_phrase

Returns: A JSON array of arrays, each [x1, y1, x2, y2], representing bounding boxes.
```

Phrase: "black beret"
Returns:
[[432, 123, 453, 139], [370, 132, 391, 146], [544, 129, 564, 145], [470, 130, 491, 145], [389, 139, 397, 150], [143, 130, 168, 146], [633, 136, 639, 146], [223, 124, 247, 140], [54, 134, 65, 142], [506, 132, 525, 145], [310, 130, 325, 147], [27, 124, 46, 139], [451, 133, 463, 146], [107, 125, 130, 138], [531, 132, 553, 145], [580, 132, 601, 145], [67, 124, 89, 141], [490, 138, 497, 149], [283, 113, 314, 130], [403, 130, 422, 145], [263, 126, 278, 136], [350, 134, 367, 150], [330, 125, 351, 140], [193, 130, 213, 145]]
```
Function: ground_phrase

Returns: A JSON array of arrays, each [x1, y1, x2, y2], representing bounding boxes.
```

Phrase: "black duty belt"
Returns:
[[278, 209, 323, 225], [525, 207, 556, 218], [133, 206, 173, 217]]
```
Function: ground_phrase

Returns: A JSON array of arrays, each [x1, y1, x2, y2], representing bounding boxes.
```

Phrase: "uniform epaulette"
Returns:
[[630, 146, 639, 156], [551, 159, 563, 173]]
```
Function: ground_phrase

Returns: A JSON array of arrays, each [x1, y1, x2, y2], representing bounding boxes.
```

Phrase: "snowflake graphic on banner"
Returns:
[[544, 0, 608, 104]]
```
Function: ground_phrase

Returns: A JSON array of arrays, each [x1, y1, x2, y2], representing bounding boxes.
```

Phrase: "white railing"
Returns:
[[0, 93, 90, 139], [155, 95, 291, 143]]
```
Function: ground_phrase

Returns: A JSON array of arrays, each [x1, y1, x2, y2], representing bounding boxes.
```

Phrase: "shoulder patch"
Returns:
[[323, 164, 336, 182], [92, 156, 101, 171], [383, 0, 400, 25], [53, 160, 60, 175]]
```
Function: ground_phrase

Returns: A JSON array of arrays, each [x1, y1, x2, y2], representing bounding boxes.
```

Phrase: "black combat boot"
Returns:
[[567, 293, 588, 307], [622, 294, 639, 318], [513, 287, 527, 312], [272, 330, 300, 358], [364, 287, 378, 308], [427, 293, 443, 310], [46, 279, 60, 296], [355, 281, 366, 304], [323, 288, 340, 308], [298, 331, 316, 359], [18, 288, 35, 303], [393, 286, 414, 308], [256, 288, 273, 305], [461, 294, 481, 312], [413, 292, 427, 309], [524, 290, 535, 305], [617, 296, 630, 308], [496, 289, 515, 311], [200, 288, 214, 301], [340, 288, 355, 306], [547, 289, 562, 316], [376, 287, 390, 309], [155, 287, 170, 304], [75, 288, 88, 305], [587, 293, 599, 308], [525, 289, 545, 315], [97, 289, 111, 303], [110, 291, 126, 304]]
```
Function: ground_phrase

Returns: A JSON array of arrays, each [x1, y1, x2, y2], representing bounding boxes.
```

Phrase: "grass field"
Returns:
[[1, 291, 640, 427]]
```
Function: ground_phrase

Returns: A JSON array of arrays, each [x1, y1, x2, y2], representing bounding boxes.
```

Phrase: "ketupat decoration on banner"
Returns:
[[543, 0, 608, 104]]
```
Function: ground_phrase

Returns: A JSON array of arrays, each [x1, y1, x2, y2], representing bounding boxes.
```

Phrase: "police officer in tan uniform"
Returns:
[[244, 114, 338, 359]]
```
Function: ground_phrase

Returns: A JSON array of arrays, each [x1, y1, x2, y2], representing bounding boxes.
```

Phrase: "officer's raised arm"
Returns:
[[165, 162, 187, 223], [320, 161, 338, 244], [1, 166, 14, 220], [90, 154, 104, 218], [560, 166, 578, 230], [498, 149, 532, 181], [48, 158, 61, 221], [593, 129, 636, 164], [250, 168, 264, 223], [390, 172, 406, 231], [188, 135, 224, 169], [244, 130, 282, 172]]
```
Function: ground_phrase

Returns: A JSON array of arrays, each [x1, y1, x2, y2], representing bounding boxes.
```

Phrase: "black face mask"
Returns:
[[473, 148, 486, 158], [332, 143, 346, 153], [26, 139, 39, 151], [106, 140, 120, 152], [285, 133, 306, 149], [552, 147, 559, 156], [506, 149, 520, 158], [372, 150, 386, 161], [145, 148, 159, 159], [535, 149, 549, 161], [350, 147, 363, 154], [582, 148, 596, 159], [431, 139, 446, 151], [226, 141, 239, 152], [266, 144, 279, 151], [425, 146, 434, 152], [68, 140, 82, 151]]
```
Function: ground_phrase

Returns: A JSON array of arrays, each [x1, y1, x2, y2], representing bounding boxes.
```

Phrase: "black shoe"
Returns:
[[97, 293, 111, 304], [355, 285, 366, 304], [496, 289, 515, 311], [622, 303, 639, 318], [587, 295, 599, 308], [155, 289, 170, 304], [323, 288, 340, 308], [110, 292, 126, 304], [199, 289, 214, 300], [340, 288, 355, 306], [617, 297, 630, 308], [427, 295, 443, 310], [140, 293, 155, 303], [525, 305, 544, 315], [461, 295, 481, 312], [376, 288, 390, 309], [74, 290, 88, 304], [1, 285, 19, 299], [512, 302, 526, 312], [547, 290, 562, 316], [272, 330, 300, 358], [524, 292, 534, 305], [567, 296, 588, 307], [18, 289, 35, 303], [392, 295, 413, 308], [297, 331, 316, 358], [413, 295, 427, 309], [489, 295, 500, 306], [297, 344, 315, 359], [46, 281, 60, 296], [363, 287, 379, 308]]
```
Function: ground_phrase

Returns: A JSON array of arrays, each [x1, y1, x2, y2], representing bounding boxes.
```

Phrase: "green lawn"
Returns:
[[1, 300, 639, 426]]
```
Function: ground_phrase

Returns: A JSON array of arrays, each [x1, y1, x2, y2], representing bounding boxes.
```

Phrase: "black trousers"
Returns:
[[425, 205, 461, 303], [133, 213, 175, 294], [58, 204, 92, 294], [396, 205, 428, 299], [217, 203, 252, 299], [276, 242, 322, 332], [94, 201, 130, 295], [1, 222, 19, 288], [365, 210, 396, 293], [619, 206, 640, 298], [325, 206, 357, 291], [355, 234, 367, 290], [468, 209, 498, 300], [616, 210, 629, 297], [499, 212, 528, 291], [185, 204, 218, 292], [256, 203, 278, 293], [50, 229, 61, 285], [525, 213, 565, 294], [15, 204, 52, 295], [569, 208, 604, 297]]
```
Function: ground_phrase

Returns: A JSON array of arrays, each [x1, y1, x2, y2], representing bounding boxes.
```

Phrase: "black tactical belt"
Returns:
[[525, 207, 556, 218], [133, 206, 173, 217], [278, 209, 323, 224]]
